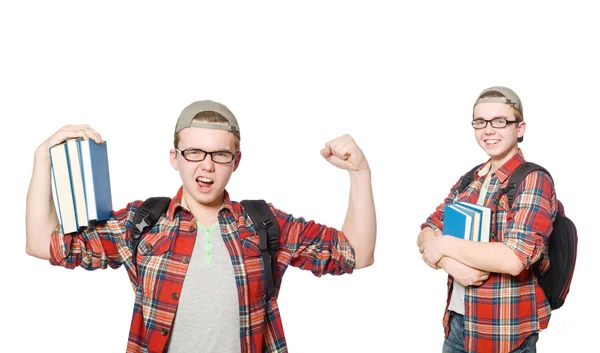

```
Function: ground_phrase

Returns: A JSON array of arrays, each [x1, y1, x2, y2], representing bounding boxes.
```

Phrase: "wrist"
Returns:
[[438, 256, 454, 273], [34, 145, 50, 164], [438, 256, 448, 267], [349, 166, 371, 181]]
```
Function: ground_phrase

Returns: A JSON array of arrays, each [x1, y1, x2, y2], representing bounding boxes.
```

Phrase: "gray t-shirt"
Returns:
[[448, 164, 491, 315], [166, 220, 241, 353]]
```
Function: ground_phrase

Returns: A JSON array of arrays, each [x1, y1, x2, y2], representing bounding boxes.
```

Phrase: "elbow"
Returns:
[[355, 255, 375, 269], [501, 244, 526, 276], [25, 244, 34, 257], [507, 259, 526, 276], [25, 241, 36, 257], [25, 241, 51, 260]]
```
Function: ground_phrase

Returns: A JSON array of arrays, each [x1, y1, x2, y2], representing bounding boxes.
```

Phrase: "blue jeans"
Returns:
[[442, 313, 538, 353]]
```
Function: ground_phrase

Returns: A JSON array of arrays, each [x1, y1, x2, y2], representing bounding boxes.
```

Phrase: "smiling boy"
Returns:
[[417, 87, 557, 353], [25, 100, 377, 353]]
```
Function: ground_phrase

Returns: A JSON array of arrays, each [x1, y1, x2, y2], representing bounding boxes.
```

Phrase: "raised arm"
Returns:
[[321, 134, 376, 269], [25, 125, 102, 259]]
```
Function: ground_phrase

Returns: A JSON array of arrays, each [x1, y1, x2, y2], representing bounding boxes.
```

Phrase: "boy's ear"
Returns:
[[233, 151, 242, 171], [170, 149, 178, 170], [517, 121, 527, 139]]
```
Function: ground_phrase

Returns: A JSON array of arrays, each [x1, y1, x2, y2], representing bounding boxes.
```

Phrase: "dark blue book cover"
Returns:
[[79, 140, 113, 221]]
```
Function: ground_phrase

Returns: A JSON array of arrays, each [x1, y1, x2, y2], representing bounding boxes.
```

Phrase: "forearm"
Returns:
[[417, 226, 438, 248], [438, 257, 455, 273], [25, 149, 59, 260], [341, 168, 376, 269], [443, 237, 525, 275]]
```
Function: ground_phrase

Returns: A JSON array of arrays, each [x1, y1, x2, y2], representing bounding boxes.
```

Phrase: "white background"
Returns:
[[1, 1, 596, 352]]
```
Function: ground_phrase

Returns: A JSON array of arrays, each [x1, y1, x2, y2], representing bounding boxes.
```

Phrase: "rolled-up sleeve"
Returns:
[[49, 202, 138, 270], [502, 171, 556, 269], [273, 206, 355, 277]]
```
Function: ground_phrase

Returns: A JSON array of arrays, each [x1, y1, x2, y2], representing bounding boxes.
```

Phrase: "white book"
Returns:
[[66, 139, 88, 229], [50, 143, 78, 234]]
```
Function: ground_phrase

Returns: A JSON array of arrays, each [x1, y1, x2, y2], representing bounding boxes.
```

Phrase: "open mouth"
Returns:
[[484, 139, 500, 146], [196, 176, 214, 191]]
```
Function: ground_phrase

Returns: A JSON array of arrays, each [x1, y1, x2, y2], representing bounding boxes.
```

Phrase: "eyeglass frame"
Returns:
[[174, 147, 238, 164], [471, 117, 520, 129]]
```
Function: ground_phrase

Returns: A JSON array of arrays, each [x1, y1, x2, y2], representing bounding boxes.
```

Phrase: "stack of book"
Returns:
[[50, 138, 113, 234], [443, 202, 492, 242]]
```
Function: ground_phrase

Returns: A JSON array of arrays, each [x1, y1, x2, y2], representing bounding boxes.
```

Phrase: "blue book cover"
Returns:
[[457, 201, 491, 242], [443, 204, 473, 240], [79, 139, 113, 221], [453, 203, 481, 242]]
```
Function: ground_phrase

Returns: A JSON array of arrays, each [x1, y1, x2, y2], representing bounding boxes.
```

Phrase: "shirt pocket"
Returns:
[[136, 230, 173, 296]]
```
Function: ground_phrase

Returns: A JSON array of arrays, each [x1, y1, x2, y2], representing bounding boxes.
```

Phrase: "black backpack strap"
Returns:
[[458, 163, 484, 194], [130, 197, 171, 269], [501, 162, 552, 208], [496, 162, 552, 275], [241, 200, 280, 299]]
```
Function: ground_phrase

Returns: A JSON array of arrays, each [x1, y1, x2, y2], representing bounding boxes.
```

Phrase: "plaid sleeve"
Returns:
[[502, 171, 556, 269], [271, 206, 355, 277], [49, 201, 139, 270], [421, 176, 463, 231]]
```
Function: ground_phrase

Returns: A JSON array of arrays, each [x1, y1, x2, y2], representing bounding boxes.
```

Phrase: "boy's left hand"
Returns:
[[321, 134, 368, 173], [419, 236, 447, 269]]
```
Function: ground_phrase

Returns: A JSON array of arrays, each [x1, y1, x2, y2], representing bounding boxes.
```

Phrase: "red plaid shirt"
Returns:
[[423, 150, 557, 353], [50, 187, 355, 353]]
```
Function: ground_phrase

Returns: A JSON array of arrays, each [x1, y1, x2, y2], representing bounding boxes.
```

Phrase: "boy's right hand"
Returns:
[[440, 257, 490, 287], [36, 125, 103, 161]]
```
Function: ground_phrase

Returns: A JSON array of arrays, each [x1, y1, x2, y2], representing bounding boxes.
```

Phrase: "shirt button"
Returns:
[[189, 226, 196, 233], [182, 256, 189, 264], [161, 328, 169, 336], [172, 292, 179, 300], [145, 244, 153, 253]]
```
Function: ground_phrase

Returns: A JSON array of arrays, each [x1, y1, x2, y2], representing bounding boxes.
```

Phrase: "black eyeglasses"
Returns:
[[175, 148, 236, 164], [472, 117, 519, 129]]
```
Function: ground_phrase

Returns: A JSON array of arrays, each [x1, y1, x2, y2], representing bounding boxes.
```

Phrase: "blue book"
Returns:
[[443, 204, 473, 240], [453, 203, 481, 241], [50, 142, 79, 234], [457, 202, 491, 242], [79, 139, 113, 222]]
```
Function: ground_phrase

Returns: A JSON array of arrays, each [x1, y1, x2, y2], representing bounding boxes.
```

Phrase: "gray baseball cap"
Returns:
[[474, 86, 523, 117], [174, 100, 241, 140]]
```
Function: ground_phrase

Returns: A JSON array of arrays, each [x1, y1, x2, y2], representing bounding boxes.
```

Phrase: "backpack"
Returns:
[[130, 197, 280, 299], [458, 162, 578, 310]]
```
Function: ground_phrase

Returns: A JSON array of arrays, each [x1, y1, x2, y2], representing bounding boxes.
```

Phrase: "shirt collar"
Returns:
[[167, 187, 237, 220], [475, 149, 526, 183]]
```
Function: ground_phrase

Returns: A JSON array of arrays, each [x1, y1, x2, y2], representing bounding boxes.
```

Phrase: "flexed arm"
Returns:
[[321, 134, 376, 269]]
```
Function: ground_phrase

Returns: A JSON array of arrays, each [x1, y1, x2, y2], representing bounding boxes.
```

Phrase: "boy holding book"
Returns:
[[417, 87, 557, 353], [25, 100, 377, 353]]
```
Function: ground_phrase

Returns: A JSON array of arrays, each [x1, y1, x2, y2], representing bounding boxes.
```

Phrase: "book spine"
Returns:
[[50, 149, 65, 234], [64, 142, 79, 230], [78, 139, 91, 222]]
